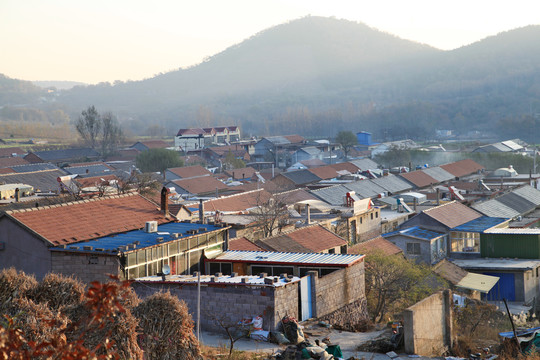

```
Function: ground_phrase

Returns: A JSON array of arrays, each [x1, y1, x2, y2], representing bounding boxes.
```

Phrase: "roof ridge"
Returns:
[[423, 200, 457, 212]]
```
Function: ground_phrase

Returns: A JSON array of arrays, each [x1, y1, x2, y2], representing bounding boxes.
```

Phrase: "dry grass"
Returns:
[[201, 345, 269, 360], [133, 291, 200, 360], [0, 268, 38, 303], [27, 273, 85, 310]]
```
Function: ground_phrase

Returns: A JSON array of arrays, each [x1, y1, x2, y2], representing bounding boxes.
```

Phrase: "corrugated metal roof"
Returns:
[[0, 169, 67, 192], [484, 228, 540, 234], [10, 163, 61, 173], [501, 140, 523, 151], [472, 200, 520, 218], [370, 174, 412, 194], [422, 167, 455, 182], [451, 216, 510, 232], [513, 185, 540, 206], [310, 185, 350, 206], [213, 250, 364, 266], [50, 222, 225, 252], [384, 226, 445, 241]]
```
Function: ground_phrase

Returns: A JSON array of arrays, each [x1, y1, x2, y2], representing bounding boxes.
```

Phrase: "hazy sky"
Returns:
[[2, 0, 539, 84]]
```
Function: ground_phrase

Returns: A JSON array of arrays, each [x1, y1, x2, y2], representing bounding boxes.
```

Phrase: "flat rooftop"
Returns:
[[134, 274, 300, 287], [451, 216, 510, 233], [452, 258, 540, 271], [51, 222, 226, 254]]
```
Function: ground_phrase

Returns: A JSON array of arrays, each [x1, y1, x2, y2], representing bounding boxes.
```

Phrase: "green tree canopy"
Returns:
[[136, 148, 184, 174], [335, 131, 357, 159]]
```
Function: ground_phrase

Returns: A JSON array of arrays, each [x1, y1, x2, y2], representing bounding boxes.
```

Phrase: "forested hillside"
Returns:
[[1, 17, 539, 142]]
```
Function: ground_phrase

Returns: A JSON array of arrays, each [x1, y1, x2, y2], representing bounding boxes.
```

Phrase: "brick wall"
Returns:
[[132, 280, 299, 332], [51, 252, 122, 284], [310, 260, 366, 318]]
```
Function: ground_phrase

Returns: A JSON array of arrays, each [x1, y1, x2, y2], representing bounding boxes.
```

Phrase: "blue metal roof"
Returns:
[[451, 216, 509, 233], [383, 226, 445, 241], [51, 222, 224, 254], [212, 250, 364, 267]]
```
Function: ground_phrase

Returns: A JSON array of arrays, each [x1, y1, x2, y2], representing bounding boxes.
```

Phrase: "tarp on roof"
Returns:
[[456, 272, 499, 293]]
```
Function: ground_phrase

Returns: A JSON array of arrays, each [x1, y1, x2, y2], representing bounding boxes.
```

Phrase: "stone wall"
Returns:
[[51, 252, 122, 284], [310, 260, 365, 318], [132, 280, 300, 332], [403, 290, 453, 357]]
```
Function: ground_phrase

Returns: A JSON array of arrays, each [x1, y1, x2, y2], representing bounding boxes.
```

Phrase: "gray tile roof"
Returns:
[[310, 185, 349, 206], [281, 169, 321, 185], [0, 170, 66, 192], [349, 158, 379, 171], [370, 174, 412, 194], [64, 164, 113, 176], [30, 148, 100, 162], [496, 192, 536, 215], [422, 167, 455, 182], [345, 180, 386, 198], [9, 163, 62, 173], [513, 185, 540, 206], [472, 200, 521, 218]]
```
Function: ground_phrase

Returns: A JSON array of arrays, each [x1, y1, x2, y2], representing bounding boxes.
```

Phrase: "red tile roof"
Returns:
[[0, 157, 29, 168], [440, 159, 484, 178], [177, 128, 207, 136], [0, 168, 14, 174], [168, 165, 212, 179], [228, 237, 265, 251], [328, 162, 360, 173], [275, 188, 318, 205], [75, 174, 119, 188], [256, 225, 346, 253], [422, 201, 482, 228], [6, 193, 170, 246], [171, 176, 228, 195], [136, 140, 170, 149], [0, 147, 26, 157], [299, 159, 326, 168], [348, 236, 403, 256], [283, 135, 305, 144], [400, 171, 439, 188], [308, 166, 339, 180], [224, 167, 257, 180], [203, 189, 272, 212]]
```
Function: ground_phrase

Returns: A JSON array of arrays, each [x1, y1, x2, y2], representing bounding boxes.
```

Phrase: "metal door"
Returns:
[[300, 275, 312, 321]]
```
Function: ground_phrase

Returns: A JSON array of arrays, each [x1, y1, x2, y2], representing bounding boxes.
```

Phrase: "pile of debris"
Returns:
[[269, 316, 344, 360]]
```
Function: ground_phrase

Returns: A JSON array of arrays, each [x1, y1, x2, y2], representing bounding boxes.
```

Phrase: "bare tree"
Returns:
[[251, 192, 289, 238], [76, 105, 101, 149], [116, 172, 160, 196], [101, 112, 124, 157], [209, 312, 250, 357]]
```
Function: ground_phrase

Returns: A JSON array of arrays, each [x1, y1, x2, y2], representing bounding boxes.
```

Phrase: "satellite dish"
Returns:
[[162, 264, 171, 276]]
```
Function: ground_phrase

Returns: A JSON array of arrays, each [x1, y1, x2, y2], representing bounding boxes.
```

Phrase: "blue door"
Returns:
[[484, 272, 515, 301]]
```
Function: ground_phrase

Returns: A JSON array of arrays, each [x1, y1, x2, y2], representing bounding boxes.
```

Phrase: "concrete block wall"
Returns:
[[403, 290, 453, 357], [51, 252, 122, 284], [132, 281, 300, 332], [310, 261, 366, 318]]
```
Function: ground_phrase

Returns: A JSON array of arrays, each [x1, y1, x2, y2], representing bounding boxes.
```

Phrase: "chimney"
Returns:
[[161, 187, 169, 215], [199, 199, 205, 223], [436, 188, 440, 206], [305, 204, 311, 225], [15, 188, 20, 202]]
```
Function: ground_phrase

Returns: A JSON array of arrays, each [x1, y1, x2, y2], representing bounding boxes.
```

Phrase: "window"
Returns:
[[375, 211, 378, 218], [371, 213, 374, 220], [406, 242, 421, 255], [450, 231, 480, 253]]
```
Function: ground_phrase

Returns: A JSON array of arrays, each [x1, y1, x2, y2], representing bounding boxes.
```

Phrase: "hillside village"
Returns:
[[0, 126, 539, 358]]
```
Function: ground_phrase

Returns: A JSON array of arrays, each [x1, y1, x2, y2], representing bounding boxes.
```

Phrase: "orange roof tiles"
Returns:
[[400, 171, 439, 188], [328, 162, 360, 173], [308, 166, 339, 180], [0, 157, 29, 168], [283, 135, 305, 144], [440, 159, 484, 178], [228, 237, 265, 251], [204, 190, 271, 212], [348, 236, 403, 256], [422, 201, 482, 228], [168, 165, 212, 179], [225, 167, 257, 180], [172, 176, 228, 195], [7, 194, 170, 246], [257, 225, 346, 253]]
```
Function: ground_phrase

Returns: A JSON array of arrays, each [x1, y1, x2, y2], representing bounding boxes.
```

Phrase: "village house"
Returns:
[[0, 192, 230, 283], [130, 140, 171, 152], [164, 165, 212, 181], [24, 148, 100, 165], [383, 226, 447, 264]]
